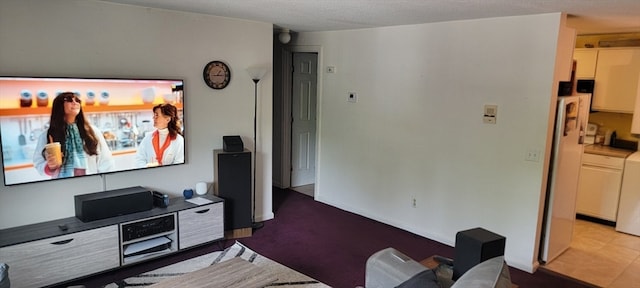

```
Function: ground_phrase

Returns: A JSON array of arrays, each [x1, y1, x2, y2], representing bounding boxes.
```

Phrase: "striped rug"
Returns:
[[105, 241, 330, 288]]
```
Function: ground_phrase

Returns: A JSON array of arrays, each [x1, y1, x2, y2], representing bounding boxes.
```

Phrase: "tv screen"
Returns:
[[0, 76, 185, 186]]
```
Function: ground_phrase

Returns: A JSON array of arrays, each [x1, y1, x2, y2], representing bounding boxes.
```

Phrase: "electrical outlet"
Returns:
[[348, 92, 357, 103], [412, 198, 417, 208], [525, 148, 541, 162], [327, 66, 336, 73]]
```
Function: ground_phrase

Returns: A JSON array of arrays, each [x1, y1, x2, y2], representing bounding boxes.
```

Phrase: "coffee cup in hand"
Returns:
[[44, 142, 62, 168]]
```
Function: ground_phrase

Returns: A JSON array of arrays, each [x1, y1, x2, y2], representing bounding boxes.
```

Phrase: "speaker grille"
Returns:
[[74, 186, 153, 222]]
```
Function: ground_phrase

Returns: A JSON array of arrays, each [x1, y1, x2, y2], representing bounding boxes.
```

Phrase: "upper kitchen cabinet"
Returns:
[[592, 48, 640, 113], [573, 49, 598, 78]]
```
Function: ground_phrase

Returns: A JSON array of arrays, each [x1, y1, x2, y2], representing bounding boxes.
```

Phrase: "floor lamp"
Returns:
[[247, 67, 267, 230]]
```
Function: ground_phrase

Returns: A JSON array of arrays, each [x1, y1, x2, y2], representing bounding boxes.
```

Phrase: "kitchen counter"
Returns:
[[584, 144, 636, 158]]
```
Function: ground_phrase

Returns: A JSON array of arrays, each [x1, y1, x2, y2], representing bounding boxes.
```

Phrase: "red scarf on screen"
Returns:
[[152, 130, 176, 165]]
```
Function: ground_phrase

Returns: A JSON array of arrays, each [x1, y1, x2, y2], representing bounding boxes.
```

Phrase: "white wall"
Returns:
[[0, 0, 274, 228], [293, 14, 567, 272]]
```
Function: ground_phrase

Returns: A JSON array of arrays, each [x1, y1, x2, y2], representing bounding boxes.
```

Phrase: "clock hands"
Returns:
[[204, 61, 230, 89]]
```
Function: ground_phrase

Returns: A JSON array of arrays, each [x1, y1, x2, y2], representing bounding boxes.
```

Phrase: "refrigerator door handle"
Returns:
[[559, 102, 568, 138]]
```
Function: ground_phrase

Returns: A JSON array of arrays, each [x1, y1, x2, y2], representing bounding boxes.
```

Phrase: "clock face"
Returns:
[[203, 61, 231, 89]]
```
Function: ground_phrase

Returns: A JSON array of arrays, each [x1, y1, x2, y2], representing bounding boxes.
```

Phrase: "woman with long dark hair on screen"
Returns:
[[33, 92, 115, 178], [135, 103, 184, 167]]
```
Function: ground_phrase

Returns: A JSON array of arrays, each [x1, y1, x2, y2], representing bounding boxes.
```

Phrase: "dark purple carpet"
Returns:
[[64, 187, 595, 288], [241, 188, 595, 288]]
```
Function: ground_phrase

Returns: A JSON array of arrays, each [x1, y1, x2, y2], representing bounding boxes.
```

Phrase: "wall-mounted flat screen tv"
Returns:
[[0, 76, 185, 186]]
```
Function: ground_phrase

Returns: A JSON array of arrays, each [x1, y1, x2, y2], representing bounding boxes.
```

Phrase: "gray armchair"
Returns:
[[0, 263, 9, 288], [365, 248, 512, 288]]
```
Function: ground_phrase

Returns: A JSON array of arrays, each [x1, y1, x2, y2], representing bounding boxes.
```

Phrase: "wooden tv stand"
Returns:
[[0, 193, 224, 288]]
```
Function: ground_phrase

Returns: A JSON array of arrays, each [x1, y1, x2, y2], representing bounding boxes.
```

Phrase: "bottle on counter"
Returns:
[[610, 131, 617, 147], [604, 129, 614, 146], [595, 133, 604, 145]]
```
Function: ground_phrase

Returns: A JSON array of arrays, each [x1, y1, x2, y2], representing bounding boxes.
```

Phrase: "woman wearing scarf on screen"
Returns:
[[33, 92, 115, 178], [135, 103, 184, 168]]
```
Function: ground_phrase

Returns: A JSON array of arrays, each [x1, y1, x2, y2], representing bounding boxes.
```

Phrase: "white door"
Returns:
[[541, 95, 584, 263], [291, 53, 317, 187]]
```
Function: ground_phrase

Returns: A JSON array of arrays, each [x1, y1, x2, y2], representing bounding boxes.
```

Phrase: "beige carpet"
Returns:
[[105, 241, 330, 287]]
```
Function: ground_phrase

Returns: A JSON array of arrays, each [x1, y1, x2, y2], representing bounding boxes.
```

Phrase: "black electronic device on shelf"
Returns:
[[121, 214, 175, 242], [223, 135, 244, 152], [153, 191, 170, 208]]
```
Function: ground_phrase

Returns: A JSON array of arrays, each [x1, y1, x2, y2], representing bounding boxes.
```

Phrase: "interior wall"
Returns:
[[0, 0, 274, 228], [293, 13, 566, 272]]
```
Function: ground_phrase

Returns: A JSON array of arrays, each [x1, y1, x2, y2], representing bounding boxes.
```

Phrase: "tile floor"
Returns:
[[543, 219, 640, 288]]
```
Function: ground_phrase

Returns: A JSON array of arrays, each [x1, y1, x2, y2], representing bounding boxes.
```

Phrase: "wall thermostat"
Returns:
[[483, 104, 498, 124]]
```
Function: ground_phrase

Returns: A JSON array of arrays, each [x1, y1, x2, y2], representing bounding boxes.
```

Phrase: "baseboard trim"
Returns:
[[576, 214, 615, 227]]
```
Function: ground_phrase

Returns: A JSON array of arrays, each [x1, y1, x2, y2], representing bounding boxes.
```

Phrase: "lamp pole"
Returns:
[[248, 66, 267, 230], [252, 79, 261, 229]]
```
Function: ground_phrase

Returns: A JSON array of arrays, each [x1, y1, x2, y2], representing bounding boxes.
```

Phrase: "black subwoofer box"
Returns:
[[75, 186, 153, 222], [453, 227, 506, 280], [223, 135, 244, 152]]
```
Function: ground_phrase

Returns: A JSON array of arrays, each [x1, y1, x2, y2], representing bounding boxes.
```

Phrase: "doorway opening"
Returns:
[[273, 43, 320, 197]]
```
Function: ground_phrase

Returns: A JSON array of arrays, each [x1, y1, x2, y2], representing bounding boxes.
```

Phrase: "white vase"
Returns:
[[195, 182, 208, 195]]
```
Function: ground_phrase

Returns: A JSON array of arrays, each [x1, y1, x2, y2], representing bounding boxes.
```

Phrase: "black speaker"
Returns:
[[223, 135, 244, 152], [558, 81, 573, 96], [453, 227, 506, 280], [576, 79, 595, 93], [74, 186, 153, 222], [214, 150, 252, 230]]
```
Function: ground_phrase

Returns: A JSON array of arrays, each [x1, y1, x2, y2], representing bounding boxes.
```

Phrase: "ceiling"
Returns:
[[99, 0, 640, 34]]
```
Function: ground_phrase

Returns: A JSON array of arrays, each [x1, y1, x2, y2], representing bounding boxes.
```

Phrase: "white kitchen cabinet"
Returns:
[[573, 49, 598, 79], [592, 48, 640, 113], [178, 202, 224, 249], [0, 225, 120, 288], [576, 153, 625, 221]]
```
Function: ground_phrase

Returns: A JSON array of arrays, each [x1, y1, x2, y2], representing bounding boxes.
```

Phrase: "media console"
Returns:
[[0, 191, 224, 288]]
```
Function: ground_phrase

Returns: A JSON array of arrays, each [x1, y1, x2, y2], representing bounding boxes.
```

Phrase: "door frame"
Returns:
[[280, 45, 322, 191]]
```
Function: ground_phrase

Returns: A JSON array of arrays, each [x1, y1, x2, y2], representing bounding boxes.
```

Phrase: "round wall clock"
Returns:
[[203, 60, 231, 89]]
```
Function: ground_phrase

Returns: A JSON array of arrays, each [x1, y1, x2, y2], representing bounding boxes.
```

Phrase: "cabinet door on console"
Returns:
[[0, 225, 119, 288], [179, 202, 224, 249]]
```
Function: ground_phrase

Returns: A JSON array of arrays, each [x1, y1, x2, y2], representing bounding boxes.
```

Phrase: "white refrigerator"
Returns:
[[540, 94, 591, 263]]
